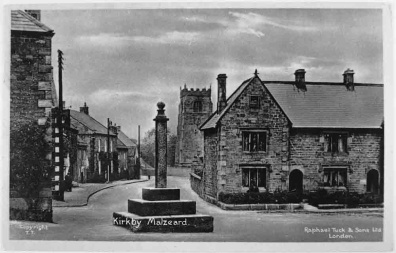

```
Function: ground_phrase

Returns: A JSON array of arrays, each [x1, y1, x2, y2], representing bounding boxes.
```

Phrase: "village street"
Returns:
[[10, 168, 383, 242]]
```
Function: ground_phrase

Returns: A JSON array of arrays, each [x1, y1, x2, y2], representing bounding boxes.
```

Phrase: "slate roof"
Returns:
[[70, 110, 115, 136], [117, 130, 137, 148], [265, 82, 383, 128], [200, 77, 254, 130], [11, 10, 53, 33], [200, 76, 383, 130]]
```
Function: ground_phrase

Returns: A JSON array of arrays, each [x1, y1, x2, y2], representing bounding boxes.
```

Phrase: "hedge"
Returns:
[[218, 190, 383, 207], [218, 191, 306, 204]]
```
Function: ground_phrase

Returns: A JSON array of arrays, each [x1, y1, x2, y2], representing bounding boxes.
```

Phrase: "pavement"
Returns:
[[52, 177, 149, 207], [300, 203, 383, 214]]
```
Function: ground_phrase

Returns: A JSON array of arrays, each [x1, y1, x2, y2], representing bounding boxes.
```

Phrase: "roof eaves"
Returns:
[[199, 111, 217, 130], [18, 10, 54, 33], [200, 76, 255, 130]]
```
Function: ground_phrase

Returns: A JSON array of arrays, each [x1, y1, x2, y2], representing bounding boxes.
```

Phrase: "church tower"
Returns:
[[176, 85, 212, 167]]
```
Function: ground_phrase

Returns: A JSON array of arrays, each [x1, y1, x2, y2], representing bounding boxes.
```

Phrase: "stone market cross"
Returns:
[[113, 102, 214, 233]]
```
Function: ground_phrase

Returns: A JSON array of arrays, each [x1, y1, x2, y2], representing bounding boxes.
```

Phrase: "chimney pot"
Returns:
[[80, 102, 89, 115], [294, 69, 307, 91], [24, 10, 41, 21], [343, 68, 355, 91]]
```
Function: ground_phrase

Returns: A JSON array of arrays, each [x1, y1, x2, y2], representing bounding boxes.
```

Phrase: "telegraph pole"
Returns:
[[55, 49, 64, 200], [137, 125, 141, 179], [107, 118, 111, 183]]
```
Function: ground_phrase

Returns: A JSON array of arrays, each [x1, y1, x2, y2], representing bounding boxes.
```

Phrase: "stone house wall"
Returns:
[[94, 134, 118, 176], [197, 76, 383, 201], [202, 129, 218, 198], [10, 27, 55, 221], [289, 129, 383, 194], [118, 148, 128, 172], [76, 144, 88, 182], [10, 31, 54, 131], [217, 78, 289, 195], [75, 134, 117, 181]]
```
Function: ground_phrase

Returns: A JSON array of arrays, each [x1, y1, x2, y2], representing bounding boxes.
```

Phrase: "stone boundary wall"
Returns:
[[10, 188, 53, 222], [190, 173, 204, 197], [189, 178, 303, 212]]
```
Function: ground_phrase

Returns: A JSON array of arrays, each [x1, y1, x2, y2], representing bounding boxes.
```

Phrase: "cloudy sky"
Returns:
[[40, 8, 383, 139]]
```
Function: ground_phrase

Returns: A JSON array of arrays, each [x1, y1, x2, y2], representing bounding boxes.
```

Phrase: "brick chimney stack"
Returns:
[[294, 69, 307, 91], [217, 74, 227, 113], [25, 10, 41, 21], [80, 102, 89, 115], [343, 68, 355, 91]]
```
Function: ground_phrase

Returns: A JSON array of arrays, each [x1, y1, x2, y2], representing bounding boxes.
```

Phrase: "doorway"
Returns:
[[289, 169, 303, 192], [367, 169, 379, 194]]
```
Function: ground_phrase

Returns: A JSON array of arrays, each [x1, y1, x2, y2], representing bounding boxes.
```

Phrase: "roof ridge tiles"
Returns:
[[263, 80, 383, 87], [200, 74, 383, 130]]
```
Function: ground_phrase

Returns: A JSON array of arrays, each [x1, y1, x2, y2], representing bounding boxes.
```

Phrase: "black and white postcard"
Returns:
[[1, 1, 394, 252]]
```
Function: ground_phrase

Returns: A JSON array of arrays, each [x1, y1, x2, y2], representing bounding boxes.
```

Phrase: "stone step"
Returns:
[[113, 211, 213, 233], [142, 187, 180, 201], [128, 199, 196, 216]]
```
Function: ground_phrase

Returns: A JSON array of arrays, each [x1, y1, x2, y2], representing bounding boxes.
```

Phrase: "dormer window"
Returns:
[[249, 96, 260, 108], [193, 101, 203, 112]]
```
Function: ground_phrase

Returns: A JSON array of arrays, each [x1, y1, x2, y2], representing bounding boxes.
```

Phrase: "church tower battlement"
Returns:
[[176, 84, 213, 167]]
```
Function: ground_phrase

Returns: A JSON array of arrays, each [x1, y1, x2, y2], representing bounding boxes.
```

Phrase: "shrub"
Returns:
[[307, 190, 384, 207], [10, 123, 51, 198], [218, 191, 305, 204], [286, 191, 307, 203]]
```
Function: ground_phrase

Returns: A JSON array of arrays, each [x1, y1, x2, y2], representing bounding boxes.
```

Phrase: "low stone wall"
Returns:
[[190, 173, 203, 197], [10, 188, 53, 222], [190, 173, 303, 212], [216, 201, 302, 211]]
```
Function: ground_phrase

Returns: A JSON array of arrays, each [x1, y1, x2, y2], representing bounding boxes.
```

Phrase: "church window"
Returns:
[[193, 101, 203, 112]]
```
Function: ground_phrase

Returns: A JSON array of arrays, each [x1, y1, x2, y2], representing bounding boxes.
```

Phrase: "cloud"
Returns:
[[228, 11, 319, 37], [89, 89, 157, 103], [76, 31, 200, 47], [132, 31, 200, 45], [75, 33, 131, 47]]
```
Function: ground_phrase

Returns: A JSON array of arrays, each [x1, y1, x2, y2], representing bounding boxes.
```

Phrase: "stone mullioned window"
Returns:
[[242, 131, 267, 152]]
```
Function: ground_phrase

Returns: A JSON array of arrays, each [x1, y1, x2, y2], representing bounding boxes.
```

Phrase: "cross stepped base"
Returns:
[[113, 187, 214, 233]]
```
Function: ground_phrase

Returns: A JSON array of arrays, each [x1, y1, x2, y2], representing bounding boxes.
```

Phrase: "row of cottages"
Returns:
[[70, 103, 138, 183], [10, 10, 57, 221], [193, 69, 383, 201]]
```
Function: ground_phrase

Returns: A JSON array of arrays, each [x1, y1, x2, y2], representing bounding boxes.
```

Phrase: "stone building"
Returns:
[[70, 103, 118, 182], [10, 10, 56, 131], [176, 85, 213, 167], [117, 128, 138, 179], [10, 10, 57, 221], [192, 70, 383, 201]]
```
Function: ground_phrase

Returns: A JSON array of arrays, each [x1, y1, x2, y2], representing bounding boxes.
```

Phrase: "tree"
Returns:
[[167, 134, 177, 167], [140, 128, 177, 168], [140, 128, 155, 167]]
